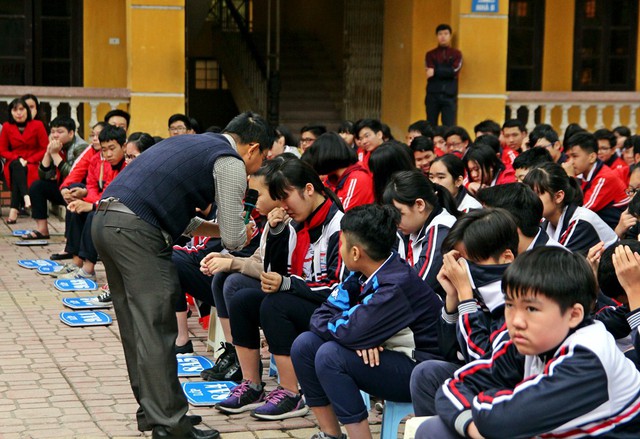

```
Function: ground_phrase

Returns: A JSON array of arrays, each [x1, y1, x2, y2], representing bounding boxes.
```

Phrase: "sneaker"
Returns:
[[58, 268, 97, 281], [215, 381, 265, 414], [310, 433, 347, 439], [90, 290, 112, 304], [251, 386, 309, 420], [201, 342, 240, 381], [175, 340, 194, 356], [50, 263, 80, 277]]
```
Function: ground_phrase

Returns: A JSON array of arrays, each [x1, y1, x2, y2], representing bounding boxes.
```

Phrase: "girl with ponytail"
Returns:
[[523, 161, 617, 254], [383, 168, 460, 297], [215, 158, 345, 420]]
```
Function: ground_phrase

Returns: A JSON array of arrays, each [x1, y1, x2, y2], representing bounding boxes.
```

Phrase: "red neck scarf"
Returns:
[[291, 199, 333, 277]]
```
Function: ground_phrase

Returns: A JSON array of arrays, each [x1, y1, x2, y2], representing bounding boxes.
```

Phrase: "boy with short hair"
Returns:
[[417, 246, 640, 438], [566, 131, 629, 228]]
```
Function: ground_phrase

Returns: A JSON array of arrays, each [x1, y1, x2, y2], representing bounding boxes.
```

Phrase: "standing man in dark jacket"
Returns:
[[425, 24, 463, 127], [92, 112, 271, 439]]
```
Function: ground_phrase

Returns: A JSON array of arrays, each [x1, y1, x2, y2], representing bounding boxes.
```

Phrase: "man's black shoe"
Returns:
[[50, 252, 72, 260], [152, 426, 218, 439], [200, 342, 237, 380], [138, 414, 202, 432]]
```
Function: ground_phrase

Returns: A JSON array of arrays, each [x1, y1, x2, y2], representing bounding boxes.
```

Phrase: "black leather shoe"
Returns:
[[152, 426, 219, 439], [138, 414, 203, 432]]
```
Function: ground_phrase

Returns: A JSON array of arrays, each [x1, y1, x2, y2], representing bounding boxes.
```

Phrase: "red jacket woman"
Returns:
[[0, 98, 48, 222]]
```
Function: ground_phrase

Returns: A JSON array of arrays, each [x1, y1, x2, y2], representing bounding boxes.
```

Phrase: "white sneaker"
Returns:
[[58, 268, 97, 282]]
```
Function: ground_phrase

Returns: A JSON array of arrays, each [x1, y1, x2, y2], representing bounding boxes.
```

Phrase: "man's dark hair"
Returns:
[[502, 119, 526, 133], [50, 116, 76, 133], [624, 135, 640, 157], [593, 128, 616, 149], [442, 208, 519, 262], [614, 126, 631, 138], [629, 187, 640, 217], [598, 240, 640, 300], [433, 125, 447, 138], [410, 136, 434, 153], [530, 127, 559, 147], [566, 132, 598, 155], [563, 123, 586, 149], [104, 109, 131, 127], [504, 246, 597, 315], [408, 120, 434, 138], [341, 204, 401, 261], [474, 134, 501, 154], [474, 119, 501, 137], [512, 147, 553, 171], [476, 183, 543, 238], [338, 120, 354, 135], [224, 111, 272, 152], [126, 132, 156, 153], [381, 123, 394, 141], [189, 117, 201, 134], [354, 119, 383, 138], [167, 113, 192, 130], [98, 124, 126, 146], [444, 126, 471, 143], [301, 132, 356, 175], [300, 124, 327, 138], [435, 23, 452, 34]]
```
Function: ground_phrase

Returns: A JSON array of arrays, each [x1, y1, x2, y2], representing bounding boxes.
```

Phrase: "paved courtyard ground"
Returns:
[[0, 211, 388, 439]]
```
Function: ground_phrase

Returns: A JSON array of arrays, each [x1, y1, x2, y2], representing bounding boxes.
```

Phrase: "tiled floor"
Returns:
[[0, 211, 386, 438]]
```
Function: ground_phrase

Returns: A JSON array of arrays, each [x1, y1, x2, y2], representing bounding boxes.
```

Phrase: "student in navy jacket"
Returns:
[[383, 169, 460, 299], [291, 204, 444, 439], [417, 247, 640, 439], [523, 161, 618, 255]]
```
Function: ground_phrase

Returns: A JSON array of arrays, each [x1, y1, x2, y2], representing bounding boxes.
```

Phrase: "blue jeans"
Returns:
[[291, 331, 417, 425]]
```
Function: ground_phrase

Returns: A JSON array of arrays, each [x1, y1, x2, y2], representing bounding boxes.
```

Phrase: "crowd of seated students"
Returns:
[[183, 116, 640, 438], [7, 101, 640, 437]]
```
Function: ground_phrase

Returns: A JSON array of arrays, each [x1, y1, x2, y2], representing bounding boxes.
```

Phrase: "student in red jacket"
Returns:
[[594, 128, 630, 184], [465, 144, 516, 195], [0, 97, 48, 223], [302, 132, 374, 211], [566, 131, 629, 229], [56, 125, 127, 281]]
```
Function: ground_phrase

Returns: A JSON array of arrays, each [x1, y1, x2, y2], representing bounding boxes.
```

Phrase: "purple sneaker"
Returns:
[[251, 386, 309, 420], [215, 381, 265, 414]]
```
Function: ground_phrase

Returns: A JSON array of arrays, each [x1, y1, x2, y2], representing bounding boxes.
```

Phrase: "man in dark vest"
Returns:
[[92, 112, 271, 439]]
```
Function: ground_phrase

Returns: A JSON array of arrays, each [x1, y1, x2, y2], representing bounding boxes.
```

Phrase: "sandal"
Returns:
[[21, 230, 50, 240]]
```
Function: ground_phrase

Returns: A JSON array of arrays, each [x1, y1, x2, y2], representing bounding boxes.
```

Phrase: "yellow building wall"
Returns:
[[456, 0, 509, 133], [83, 0, 185, 137], [126, 0, 186, 136], [382, 0, 508, 138], [382, 0, 451, 138], [83, 0, 128, 134]]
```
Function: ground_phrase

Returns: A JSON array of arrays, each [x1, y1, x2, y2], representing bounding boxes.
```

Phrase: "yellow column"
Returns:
[[455, 0, 509, 132], [126, 0, 185, 136], [381, 0, 451, 137]]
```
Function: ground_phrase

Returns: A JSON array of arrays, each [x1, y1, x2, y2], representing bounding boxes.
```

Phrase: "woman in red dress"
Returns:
[[0, 98, 48, 223]]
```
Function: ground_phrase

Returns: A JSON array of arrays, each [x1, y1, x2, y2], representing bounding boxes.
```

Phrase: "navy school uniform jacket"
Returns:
[[436, 320, 640, 438], [309, 252, 444, 362], [403, 206, 457, 299], [544, 203, 618, 256], [264, 202, 344, 304]]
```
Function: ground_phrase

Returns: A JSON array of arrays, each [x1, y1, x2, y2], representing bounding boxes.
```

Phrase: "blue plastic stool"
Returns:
[[269, 354, 278, 377], [380, 400, 414, 439], [361, 390, 371, 411]]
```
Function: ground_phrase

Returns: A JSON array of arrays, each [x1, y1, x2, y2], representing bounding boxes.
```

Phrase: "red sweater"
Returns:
[[84, 153, 126, 203], [581, 161, 629, 213], [325, 163, 374, 211], [0, 121, 48, 188], [61, 146, 100, 189]]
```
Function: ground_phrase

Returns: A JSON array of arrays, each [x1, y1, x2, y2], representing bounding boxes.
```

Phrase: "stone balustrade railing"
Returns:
[[507, 91, 640, 134], [0, 86, 130, 134]]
